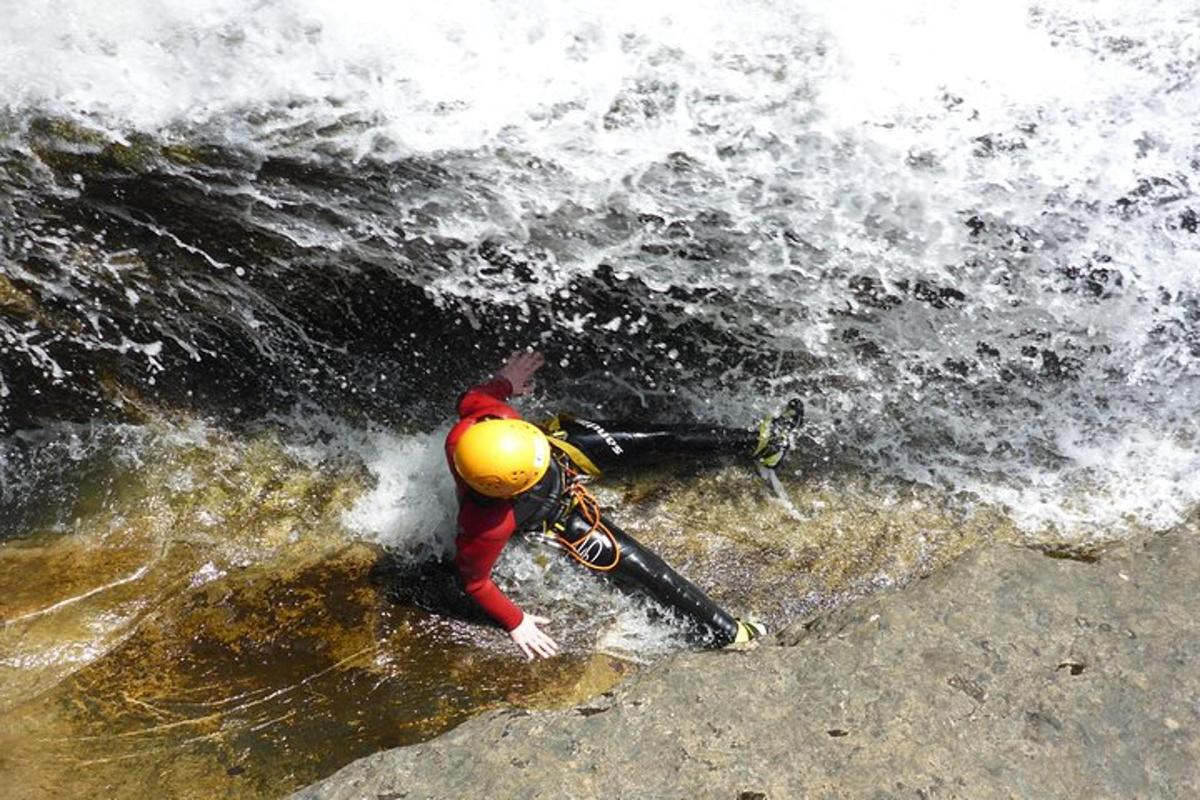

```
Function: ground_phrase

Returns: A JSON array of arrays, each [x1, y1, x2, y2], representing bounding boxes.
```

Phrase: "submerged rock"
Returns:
[[293, 527, 1200, 799]]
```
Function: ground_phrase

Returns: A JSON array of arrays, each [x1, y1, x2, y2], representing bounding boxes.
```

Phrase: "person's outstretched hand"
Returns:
[[498, 350, 544, 396], [509, 614, 559, 660]]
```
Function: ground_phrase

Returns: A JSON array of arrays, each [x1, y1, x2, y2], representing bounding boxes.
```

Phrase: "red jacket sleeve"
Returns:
[[446, 374, 527, 631], [456, 377, 514, 418], [454, 499, 523, 631]]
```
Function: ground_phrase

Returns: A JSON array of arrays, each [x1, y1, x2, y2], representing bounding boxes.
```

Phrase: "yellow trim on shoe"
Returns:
[[753, 418, 771, 456], [731, 620, 766, 645]]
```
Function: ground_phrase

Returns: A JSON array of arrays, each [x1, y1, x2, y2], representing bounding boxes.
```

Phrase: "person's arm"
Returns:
[[454, 502, 523, 629], [455, 351, 545, 419], [454, 501, 559, 659], [497, 350, 543, 396], [456, 376, 516, 419]]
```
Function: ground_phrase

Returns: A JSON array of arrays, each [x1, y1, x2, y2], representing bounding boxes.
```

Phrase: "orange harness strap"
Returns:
[[544, 463, 622, 572]]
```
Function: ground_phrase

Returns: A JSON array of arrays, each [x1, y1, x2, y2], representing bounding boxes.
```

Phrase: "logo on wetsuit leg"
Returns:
[[569, 528, 619, 570], [574, 418, 624, 455]]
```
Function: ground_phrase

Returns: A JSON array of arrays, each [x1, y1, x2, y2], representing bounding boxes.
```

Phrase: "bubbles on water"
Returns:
[[188, 560, 227, 588], [493, 543, 689, 659], [3, 0, 1200, 537]]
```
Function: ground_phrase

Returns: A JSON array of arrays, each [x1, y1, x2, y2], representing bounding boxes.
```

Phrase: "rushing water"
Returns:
[[2, 0, 1199, 797]]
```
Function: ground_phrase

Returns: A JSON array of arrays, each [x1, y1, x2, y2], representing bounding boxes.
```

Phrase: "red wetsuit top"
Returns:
[[444, 376, 525, 631]]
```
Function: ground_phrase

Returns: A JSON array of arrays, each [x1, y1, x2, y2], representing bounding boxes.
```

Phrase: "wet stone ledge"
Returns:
[[292, 527, 1200, 799]]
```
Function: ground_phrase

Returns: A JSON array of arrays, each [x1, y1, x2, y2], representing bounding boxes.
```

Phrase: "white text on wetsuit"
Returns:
[[575, 418, 624, 455]]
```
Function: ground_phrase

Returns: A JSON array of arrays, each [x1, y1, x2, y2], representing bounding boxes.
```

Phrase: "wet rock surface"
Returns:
[[293, 528, 1200, 799]]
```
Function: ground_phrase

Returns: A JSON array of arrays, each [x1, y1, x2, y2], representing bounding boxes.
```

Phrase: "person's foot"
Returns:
[[753, 398, 805, 469], [731, 619, 767, 645]]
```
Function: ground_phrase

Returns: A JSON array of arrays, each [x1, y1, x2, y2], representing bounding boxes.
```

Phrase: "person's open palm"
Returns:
[[509, 614, 558, 660], [498, 350, 544, 396]]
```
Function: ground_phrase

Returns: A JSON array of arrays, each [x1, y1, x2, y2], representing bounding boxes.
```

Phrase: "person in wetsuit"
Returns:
[[445, 350, 804, 660]]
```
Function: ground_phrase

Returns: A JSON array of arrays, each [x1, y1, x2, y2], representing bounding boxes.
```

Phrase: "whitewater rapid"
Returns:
[[3, 0, 1200, 538]]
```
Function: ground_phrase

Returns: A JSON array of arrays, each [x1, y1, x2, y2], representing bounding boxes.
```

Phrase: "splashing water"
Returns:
[[3, 0, 1198, 536], [2, 1, 1200, 796]]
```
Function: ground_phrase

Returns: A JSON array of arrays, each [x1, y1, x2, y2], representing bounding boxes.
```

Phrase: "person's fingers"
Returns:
[[517, 641, 534, 661], [539, 631, 559, 651], [527, 615, 550, 625], [533, 638, 556, 658]]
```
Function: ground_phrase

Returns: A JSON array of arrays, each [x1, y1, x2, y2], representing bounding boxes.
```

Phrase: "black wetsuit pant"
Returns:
[[544, 416, 759, 647]]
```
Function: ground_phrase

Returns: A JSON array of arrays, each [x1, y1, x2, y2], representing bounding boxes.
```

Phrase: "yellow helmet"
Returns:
[[453, 419, 551, 498]]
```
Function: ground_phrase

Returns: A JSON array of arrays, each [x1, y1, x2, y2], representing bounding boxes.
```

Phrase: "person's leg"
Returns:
[[546, 506, 741, 647], [544, 400, 805, 476], [544, 415, 759, 476]]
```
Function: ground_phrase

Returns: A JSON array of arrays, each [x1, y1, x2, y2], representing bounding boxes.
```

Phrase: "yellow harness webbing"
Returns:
[[545, 425, 604, 478]]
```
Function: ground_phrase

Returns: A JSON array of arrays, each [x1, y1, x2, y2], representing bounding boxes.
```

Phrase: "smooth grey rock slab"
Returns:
[[292, 531, 1200, 799]]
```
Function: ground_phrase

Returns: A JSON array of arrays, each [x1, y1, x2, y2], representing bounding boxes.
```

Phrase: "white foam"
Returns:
[[4, 0, 1200, 535], [334, 426, 458, 558], [494, 544, 690, 657]]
